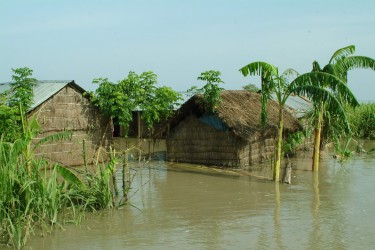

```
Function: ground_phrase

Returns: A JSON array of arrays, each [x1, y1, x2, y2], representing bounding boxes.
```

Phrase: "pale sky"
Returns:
[[1, 0, 374, 101]]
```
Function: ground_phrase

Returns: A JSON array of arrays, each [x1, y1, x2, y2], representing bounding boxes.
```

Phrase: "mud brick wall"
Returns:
[[30, 86, 111, 166]]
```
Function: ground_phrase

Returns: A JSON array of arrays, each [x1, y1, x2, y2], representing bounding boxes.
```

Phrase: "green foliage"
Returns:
[[0, 104, 21, 141], [188, 70, 224, 113], [9, 67, 37, 110], [282, 130, 309, 154], [240, 62, 301, 181], [307, 45, 374, 149], [239, 62, 299, 127], [0, 113, 115, 249], [0, 67, 38, 142], [291, 72, 357, 135], [89, 77, 135, 130], [142, 86, 182, 130], [348, 103, 375, 139], [242, 83, 260, 92], [90, 71, 181, 135]]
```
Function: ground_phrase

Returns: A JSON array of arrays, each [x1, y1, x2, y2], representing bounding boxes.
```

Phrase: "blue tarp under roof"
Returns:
[[199, 114, 228, 131]]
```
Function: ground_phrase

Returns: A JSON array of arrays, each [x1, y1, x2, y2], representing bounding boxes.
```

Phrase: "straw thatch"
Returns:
[[29, 83, 112, 166], [166, 90, 302, 168]]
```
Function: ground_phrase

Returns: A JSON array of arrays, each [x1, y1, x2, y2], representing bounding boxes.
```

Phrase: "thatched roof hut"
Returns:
[[167, 90, 302, 168]]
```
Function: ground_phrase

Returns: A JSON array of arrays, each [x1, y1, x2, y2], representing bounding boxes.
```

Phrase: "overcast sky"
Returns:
[[1, 0, 374, 101]]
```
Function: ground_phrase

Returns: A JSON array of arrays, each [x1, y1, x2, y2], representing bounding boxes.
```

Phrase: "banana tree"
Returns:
[[240, 62, 355, 180], [290, 71, 359, 171], [309, 45, 375, 171], [240, 62, 299, 181]]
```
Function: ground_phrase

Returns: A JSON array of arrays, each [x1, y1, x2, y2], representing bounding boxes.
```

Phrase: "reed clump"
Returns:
[[348, 103, 375, 139], [0, 114, 119, 249]]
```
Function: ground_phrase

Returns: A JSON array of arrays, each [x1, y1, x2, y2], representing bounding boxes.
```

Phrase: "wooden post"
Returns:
[[283, 162, 292, 184]]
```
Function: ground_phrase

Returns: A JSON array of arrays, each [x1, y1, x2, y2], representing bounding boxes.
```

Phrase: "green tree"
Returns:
[[240, 62, 352, 180], [89, 71, 181, 189], [9, 67, 37, 110], [240, 62, 299, 181], [309, 45, 375, 171], [188, 70, 224, 113], [89, 75, 137, 196], [0, 67, 37, 142], [242, 83, 260, 92], [90, 77, 135, 132], [142, 86, 182, 131], [142, 86, 182, 158]]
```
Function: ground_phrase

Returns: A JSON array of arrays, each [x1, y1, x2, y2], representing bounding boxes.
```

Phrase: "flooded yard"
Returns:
[[27, 140, 375, 249]]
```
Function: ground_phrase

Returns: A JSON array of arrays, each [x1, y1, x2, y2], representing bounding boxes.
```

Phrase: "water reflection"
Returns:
[[25, 141, 375, 250], [273, 183, 284, 250], [308, 172, 320, 250]]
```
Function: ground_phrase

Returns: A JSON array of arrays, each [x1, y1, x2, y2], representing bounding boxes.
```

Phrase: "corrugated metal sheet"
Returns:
[[30, 81, 74, 111], [0, 82, 11, 93], [283, 95, 312, 118], [0, 80, 74, 111]]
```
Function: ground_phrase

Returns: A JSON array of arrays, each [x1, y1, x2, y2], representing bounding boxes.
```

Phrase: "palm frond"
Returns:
[[260, 90, 270, 127], [11, 138, 27, 156], [335, 56, 375, 74], [239, 61, 278, 79], [290, 71, 359, 107], [33, 131, 73, 150], [328, 45, 355, 64], [293, 85, 351, 133], [323, 64, 335, 75], [56, 164, 85, 188], [282, 68, 299, 79], [312, 61, 322, 72]]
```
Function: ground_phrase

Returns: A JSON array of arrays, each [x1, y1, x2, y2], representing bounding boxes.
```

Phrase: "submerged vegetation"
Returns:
[[0, 113, 117, 249]]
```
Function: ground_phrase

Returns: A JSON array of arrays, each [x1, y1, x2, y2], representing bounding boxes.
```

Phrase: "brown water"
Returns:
[[26, 140, 375, 249]]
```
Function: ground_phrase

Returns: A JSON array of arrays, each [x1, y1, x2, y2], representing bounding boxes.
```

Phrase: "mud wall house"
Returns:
[[166, 90, 303, 168], [0, 81, 112, 166]]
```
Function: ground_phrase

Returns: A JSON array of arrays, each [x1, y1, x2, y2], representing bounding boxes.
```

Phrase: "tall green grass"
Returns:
[[0, 114, 120, 249], [348, 103, 375, 139]]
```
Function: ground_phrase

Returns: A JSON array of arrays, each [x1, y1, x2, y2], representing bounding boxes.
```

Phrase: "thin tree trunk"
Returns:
[[148, 139, 152, 160], [312, 110, 323, 171], [123, 145, 128, 197], [137, 112, 142, 162], [274, 109, 283, 181], [122, 129, 129, 198], [108, 120, 118, 196]]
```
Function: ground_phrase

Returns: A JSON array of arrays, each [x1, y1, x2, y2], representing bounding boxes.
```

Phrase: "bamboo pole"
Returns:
[[312, 109, 323, 172], [82, 139, 88, 173], [273, 109, 283, 182]]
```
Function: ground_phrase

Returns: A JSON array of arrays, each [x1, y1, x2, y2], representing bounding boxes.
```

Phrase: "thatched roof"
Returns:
[[170, 90, 302, 140]]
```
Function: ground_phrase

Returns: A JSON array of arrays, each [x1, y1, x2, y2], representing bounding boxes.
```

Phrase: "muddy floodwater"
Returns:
[[27, 140, 375, 249]]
